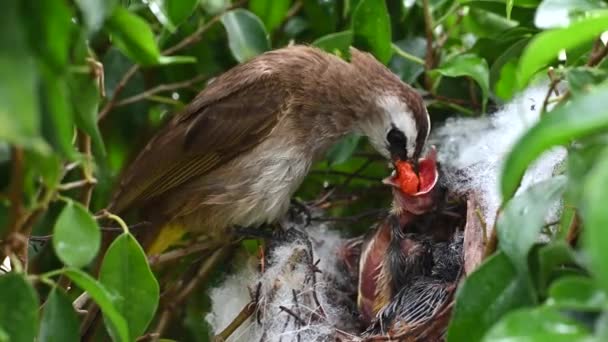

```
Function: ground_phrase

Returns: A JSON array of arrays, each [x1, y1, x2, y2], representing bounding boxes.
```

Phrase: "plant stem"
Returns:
[[391, 43, 425, 65]]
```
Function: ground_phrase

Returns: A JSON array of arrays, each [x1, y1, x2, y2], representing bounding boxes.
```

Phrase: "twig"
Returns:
[[391, 43, 425, 66], [422, 0, 436, 91], [214, 302, 257, 341], [58, 178, 98, 191], [153, 246, 232, 338], [541, 68, 561, 114], [279, 306, 308, 326], [98, 65, 138, 121], [565, 213, 580, 246], [162, 0, 247, 55], [115, 74, 208, 107], [587, 38, 608, 67], [148, 240, 216, 266], [98, 0, 247, 122], [0, 147, 26, 266]]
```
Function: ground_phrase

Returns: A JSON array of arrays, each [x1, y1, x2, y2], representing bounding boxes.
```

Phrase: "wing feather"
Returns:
[[109, 69, 286, 214]]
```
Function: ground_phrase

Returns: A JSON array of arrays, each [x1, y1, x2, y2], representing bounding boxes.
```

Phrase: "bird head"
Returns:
[[348, 48, 430, 167]]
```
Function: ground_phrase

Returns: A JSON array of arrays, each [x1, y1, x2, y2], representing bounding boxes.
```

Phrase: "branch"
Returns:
[[98, 0, 247, 122], [114, 74, 208, 107], [422, 0, 436, 91], [214, 302, 256, 341], [148, 240, 216, 266], [0, 147, 26, 266]]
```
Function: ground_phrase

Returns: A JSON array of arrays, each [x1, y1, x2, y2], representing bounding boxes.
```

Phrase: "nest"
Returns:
[[207, 186, 486, 342]]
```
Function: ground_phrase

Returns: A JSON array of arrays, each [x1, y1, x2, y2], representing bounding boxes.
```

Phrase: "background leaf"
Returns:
[[582, 147, 608, 294], [352, 0, 393, 64], [221, 9, 271, 63], [483, 307, 591, 341], [448, 252, 535, 342], [52, 199, 101, 268], [63, 268, 130, 342], [250, 0, 292, 33], [0, 0, 46, 152], [433, 54, 491, 112], [69, 74, 105, 156], [312, 30, 353, 56], [39, 288, 79, 342], [105, 7, 162, 66], [75, 0, 119, 33], [498, 176, 567, 273], [516, 15, 608, 90], [99, 233, 160, 340], [547, 276, 607, 311], [0, 273, 38, 342], [325, 134, 362, 166]]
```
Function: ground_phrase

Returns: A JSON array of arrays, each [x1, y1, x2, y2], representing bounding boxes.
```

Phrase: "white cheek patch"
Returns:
[[376, 94, 418, 158]]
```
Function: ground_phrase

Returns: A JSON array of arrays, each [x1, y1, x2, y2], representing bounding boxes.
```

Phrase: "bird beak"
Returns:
[[382, 146, 438, 195], [383, 146, 439, 215]]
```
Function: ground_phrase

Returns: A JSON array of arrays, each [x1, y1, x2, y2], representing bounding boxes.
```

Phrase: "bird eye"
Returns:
[[387, 128, 407, 149], [386, 128, 408, 160]]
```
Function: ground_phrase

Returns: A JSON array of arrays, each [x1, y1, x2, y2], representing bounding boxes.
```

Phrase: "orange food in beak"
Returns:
[[395, 162, 420, 194], [383, 146, 439, 197]]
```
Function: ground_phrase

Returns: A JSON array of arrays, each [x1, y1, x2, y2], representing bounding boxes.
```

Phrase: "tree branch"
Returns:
[[115, 74, 208, 107]]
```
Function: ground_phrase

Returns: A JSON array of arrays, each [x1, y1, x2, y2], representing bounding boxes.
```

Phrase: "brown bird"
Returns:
[[107, 45, 431, 253]]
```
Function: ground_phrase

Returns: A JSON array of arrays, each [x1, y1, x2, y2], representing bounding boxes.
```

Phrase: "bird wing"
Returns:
[[108, 70, 286, 214]]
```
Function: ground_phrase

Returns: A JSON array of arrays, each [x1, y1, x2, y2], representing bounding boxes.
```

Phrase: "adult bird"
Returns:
[[107, 45, 431, 253]]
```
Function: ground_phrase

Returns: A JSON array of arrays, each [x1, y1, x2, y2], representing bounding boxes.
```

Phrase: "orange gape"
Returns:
[[394, 161, 420, 195]]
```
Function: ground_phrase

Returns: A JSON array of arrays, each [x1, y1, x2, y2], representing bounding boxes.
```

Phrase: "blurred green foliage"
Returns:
[[0, 0, 607, 341]]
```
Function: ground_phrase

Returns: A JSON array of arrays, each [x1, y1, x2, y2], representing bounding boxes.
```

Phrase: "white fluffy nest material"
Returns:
[[206, 224, 359, 341]]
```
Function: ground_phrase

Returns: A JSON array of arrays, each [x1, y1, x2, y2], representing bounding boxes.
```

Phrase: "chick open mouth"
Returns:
[[382, 146, 439, 196]]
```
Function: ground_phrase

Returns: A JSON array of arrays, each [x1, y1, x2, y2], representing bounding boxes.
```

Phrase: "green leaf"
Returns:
[[491, 38, 530, 100], [448, 252, 534, 342], [53, 199, 101, 268], [535, 0, 607, 29], [221, 9, 270, 63], [147, 0, 200, 31], [75, 0, 119, 33], [166, 0, 200, 26], [312, 31, 353, 57], [567, 67, 608, 97], [582, 146, 608, 294], [302, 0, 339, 36], [325, 134, 361, 166], [69, 74, 106, 156], [0, 0, 46, 152], [516, 15, 608, 91], [249, 0, 292, 32], [483, 307, 591, 341], [534, 241, 579, 295], [433, 54, 490, 112], [501, 81, 608, 200], [39, 288, 79, 342], [547, 276, 607, 311], [40, 73, 76, 159], [0, 273, 39, 342], [389, 37, 426, 84], [62, 268, 129, 342], [105, 7, 162, 66], [21, 0, 73, 73], [100, 233, 160, 340], [498, 176, 567, 273], [352, 0, 392, 64]]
